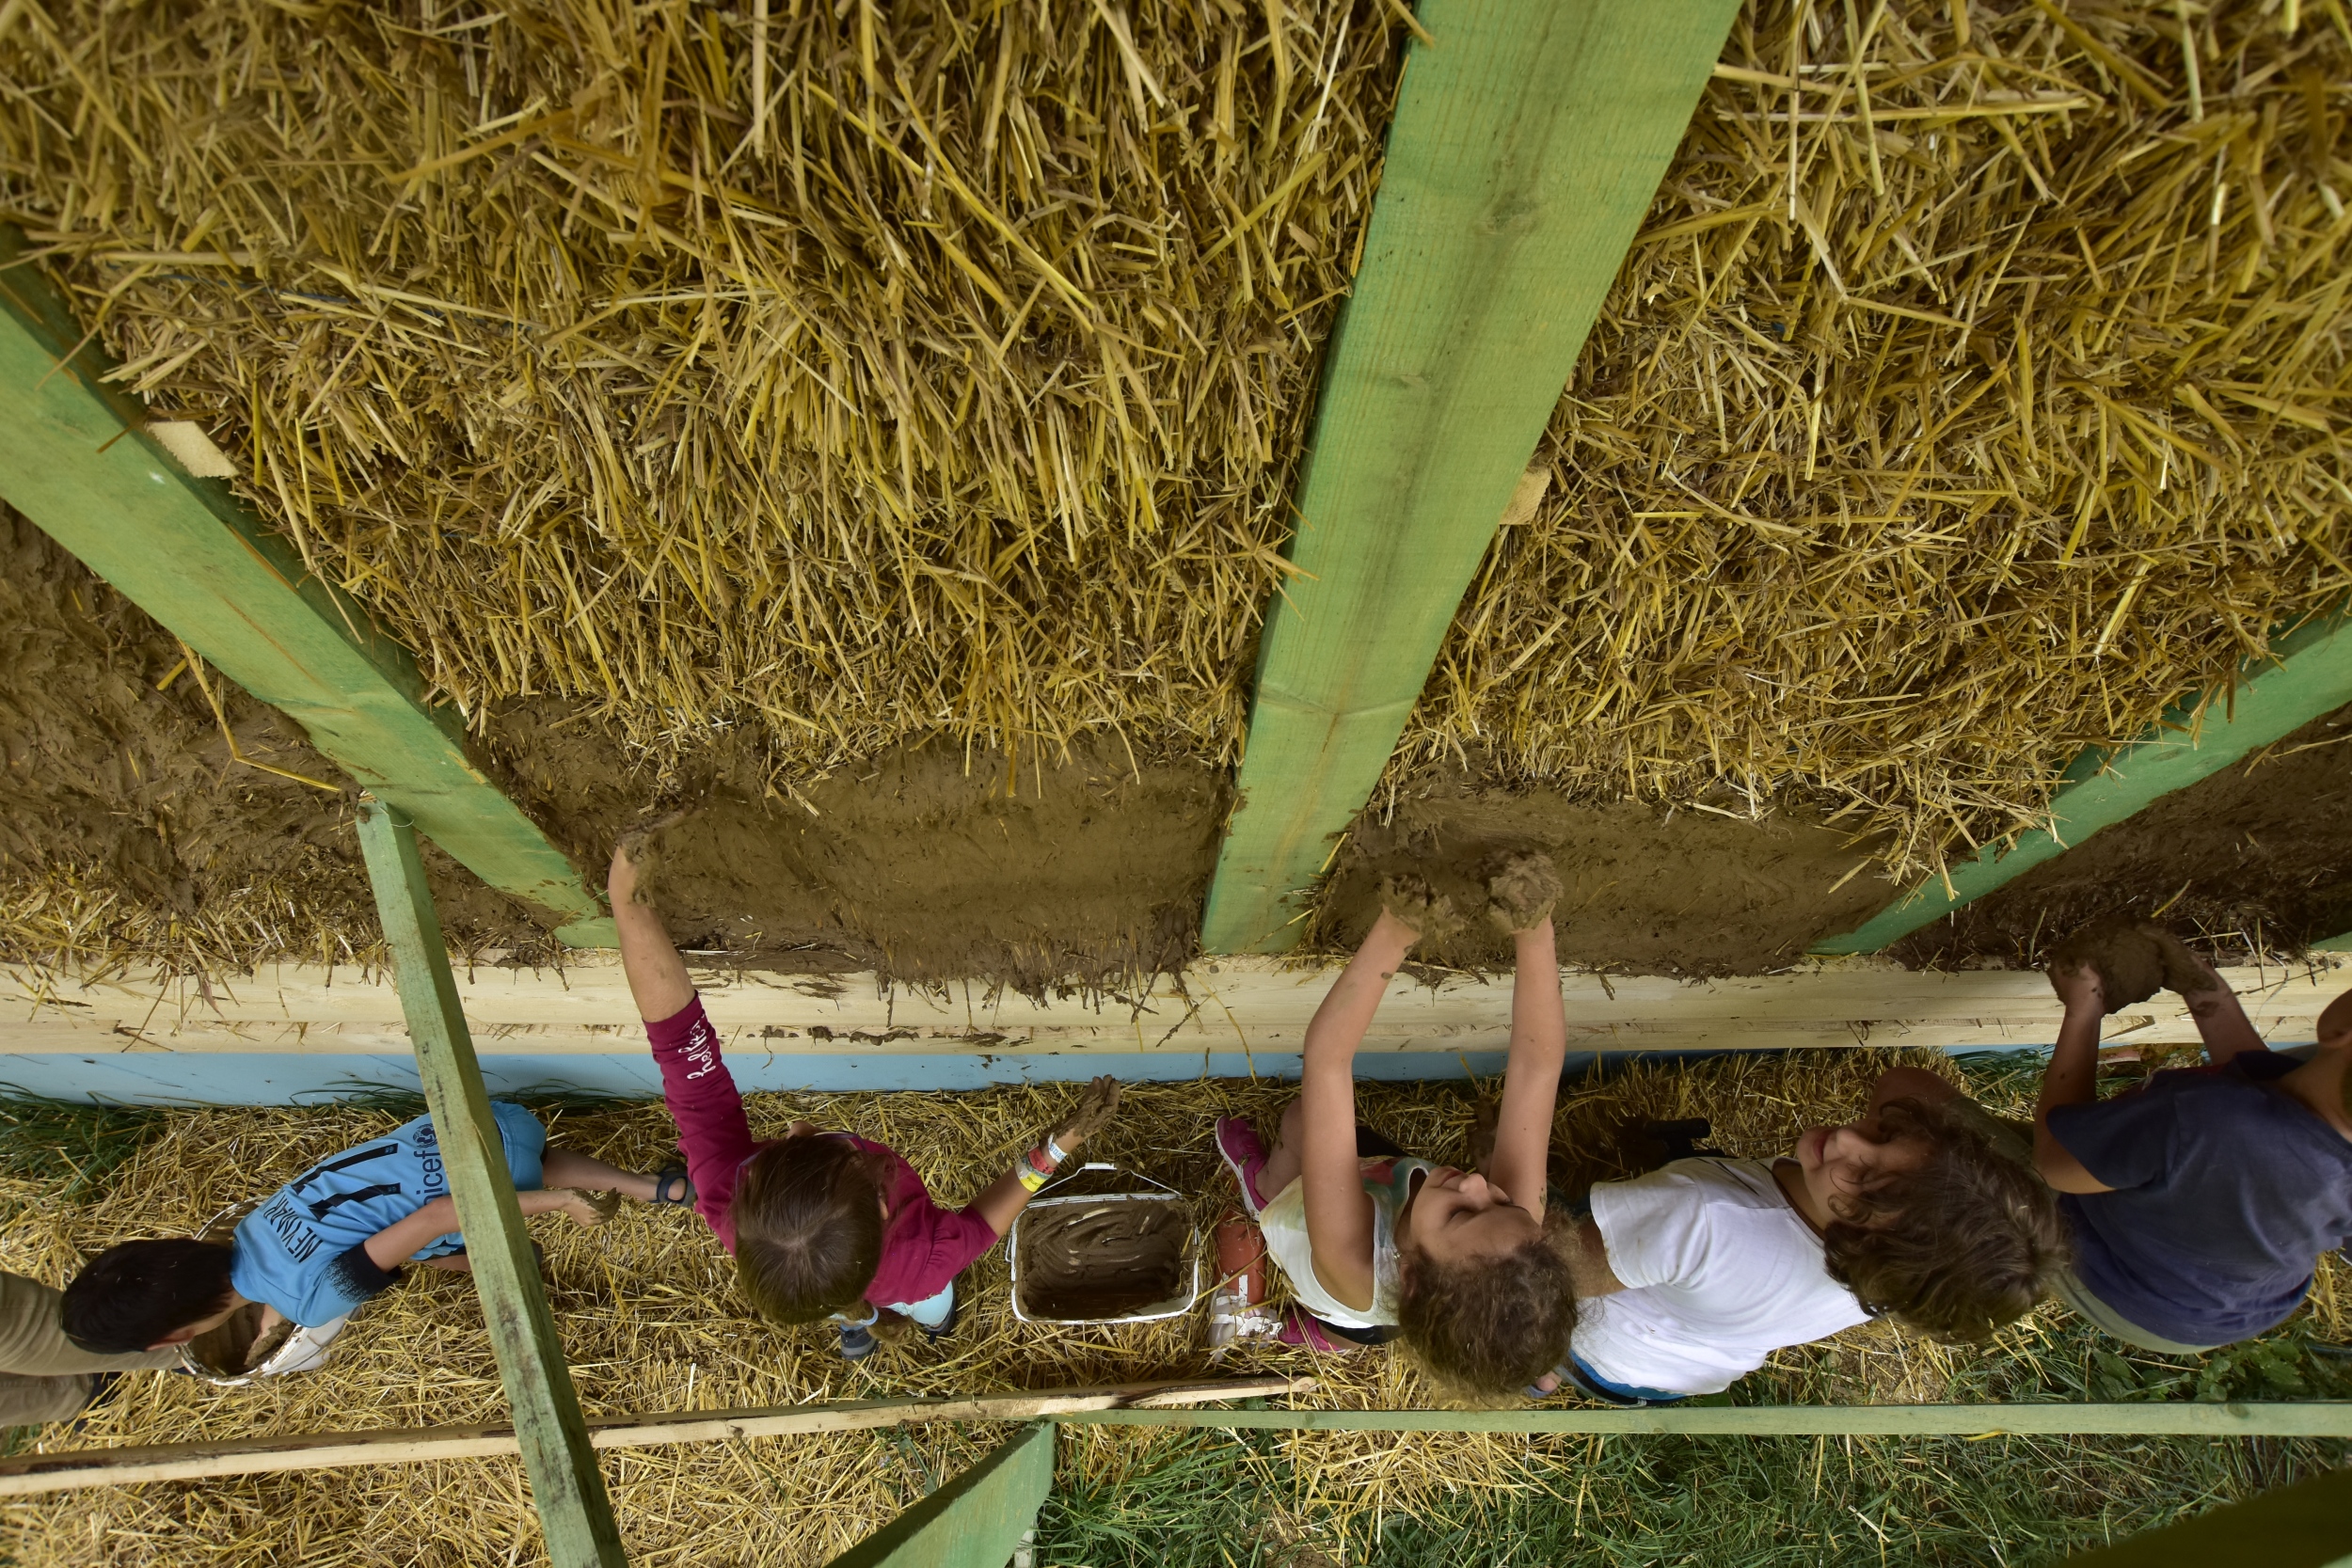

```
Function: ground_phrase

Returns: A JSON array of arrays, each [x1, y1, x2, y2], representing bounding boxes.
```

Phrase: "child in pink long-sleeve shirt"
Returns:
[[609, 837, 1120, 1360]]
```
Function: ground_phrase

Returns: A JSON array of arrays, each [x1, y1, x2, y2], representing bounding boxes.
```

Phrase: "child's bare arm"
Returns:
[[2148, 928, 2266, 1064], [2035, 960, 2116, 1195], [1487, 919, 1566, 1224], [609, 837, 695, 1023], [1300, 908, 1419, 1311], [358, 1190, 596, 1273], [968, 1077, 1121, 1236]]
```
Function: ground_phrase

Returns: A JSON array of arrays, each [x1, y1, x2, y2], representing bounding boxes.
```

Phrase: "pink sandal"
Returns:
[[1215, 1117, 1271, 1217]]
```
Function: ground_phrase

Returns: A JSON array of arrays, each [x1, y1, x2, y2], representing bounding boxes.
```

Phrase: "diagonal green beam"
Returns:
[[820, 1422, 1056, 1568], [1200, 0, 1740, 952], [354, 800, 626, 1567], [0, 229, 613, 945], [1814, 606, 2352, 955]]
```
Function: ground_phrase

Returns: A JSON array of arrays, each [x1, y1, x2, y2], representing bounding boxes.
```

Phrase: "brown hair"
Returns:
[[728, 1134, 887, 1323], [1819, 1098, 2067, 1342], [1397, 1236, 1579, 1396]]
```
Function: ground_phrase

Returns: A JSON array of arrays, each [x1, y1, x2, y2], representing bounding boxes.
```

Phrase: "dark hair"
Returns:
[[1820, 1098, 2067, 1342], [61, 1239, 237, 1354], [729, 1134, 887, 1324], [1397, 1236, 1579, 1396]]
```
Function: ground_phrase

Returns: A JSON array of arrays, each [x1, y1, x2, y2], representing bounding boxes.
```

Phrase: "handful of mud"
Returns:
[[2050, 916, 2212, 1014], [183, 1301, 295, 1379], [1013, 1197, 1194, 1323]]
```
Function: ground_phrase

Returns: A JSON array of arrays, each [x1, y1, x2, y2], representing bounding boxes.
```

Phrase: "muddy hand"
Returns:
[[1377, 874, 1457, 943], [2138, 922, 2220, 995], [1485, 850, 1563, 936], [1051, 1076, 1122, 1151], [558, 1188, 623, 1227], [2046, 957, 2106, 1015]]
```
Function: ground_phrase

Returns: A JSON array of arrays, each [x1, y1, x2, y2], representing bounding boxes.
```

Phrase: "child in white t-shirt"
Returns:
[[1546, 1069, 2064, 1403]]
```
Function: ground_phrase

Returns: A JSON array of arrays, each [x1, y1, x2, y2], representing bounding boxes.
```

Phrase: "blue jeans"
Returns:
[[1567, 1354, 1686, 1406]]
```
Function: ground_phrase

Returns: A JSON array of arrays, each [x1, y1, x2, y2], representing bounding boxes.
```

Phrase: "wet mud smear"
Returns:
[[1314, 775, 1896, 976], [1015, 1198, 1191, 1322], [1896, 701, 2352, 971]]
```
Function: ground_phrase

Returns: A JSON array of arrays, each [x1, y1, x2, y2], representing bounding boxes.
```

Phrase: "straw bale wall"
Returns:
[[1400, 2, 2352, 880], [0, 0, 1404, 778]]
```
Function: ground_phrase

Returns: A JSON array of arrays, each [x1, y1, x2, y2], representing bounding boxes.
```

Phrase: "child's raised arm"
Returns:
[[966, 1076, 1123, 1236], [2147, 928, 2267, 1065], [1299, 896, 1426, 1312], [610, 835, 694, 1023], [2035, 957, 2116, 1194], [1484, 855, 1566, 1225]]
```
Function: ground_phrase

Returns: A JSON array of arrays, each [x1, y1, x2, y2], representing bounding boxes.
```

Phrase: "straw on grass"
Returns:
[[3, 1053, 2340, 1564]]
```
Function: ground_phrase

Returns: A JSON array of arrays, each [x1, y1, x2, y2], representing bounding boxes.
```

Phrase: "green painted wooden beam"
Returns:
[[1199, 0, 1740, 953], [353, 801, 627, 1568], [822, 1422, 1056, 1568], [0, 230, 613, 945], [1063, 1402, 2352, 1436], [1814, 606, 2352, 955], [2056, 1465, 2352, 1567]]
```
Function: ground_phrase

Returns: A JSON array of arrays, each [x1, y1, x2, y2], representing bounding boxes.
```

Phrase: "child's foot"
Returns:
[[838, 1322, 877, 1361], [1485, 850, 1563, 935], [1273, 1307, 1367, 1354], [1215, 1117, 1271, 1217]]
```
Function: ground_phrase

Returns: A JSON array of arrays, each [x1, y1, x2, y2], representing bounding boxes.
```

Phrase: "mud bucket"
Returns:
[[177, 1203, 348, 1385], [1009, 1163, 1200, 1325]]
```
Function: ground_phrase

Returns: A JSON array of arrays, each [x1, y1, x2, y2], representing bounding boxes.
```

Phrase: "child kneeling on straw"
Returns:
[[610, 833, 1121, 1360], [2036, 922, 2352, 1354], [1215, 856, 1579, 1397], [60, 1103, 666, 1370], [1541, 1067, 2065, 1405]]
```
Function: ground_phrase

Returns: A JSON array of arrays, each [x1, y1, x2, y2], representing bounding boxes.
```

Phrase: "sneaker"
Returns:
[[1215, 1117, 1270, 1217], [839, 1322, 876, 1361]]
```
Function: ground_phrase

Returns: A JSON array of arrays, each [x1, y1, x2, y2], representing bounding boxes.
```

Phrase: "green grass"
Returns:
[[0, 1095, 170, 1202], [1038, 1428, 2349, 1568]]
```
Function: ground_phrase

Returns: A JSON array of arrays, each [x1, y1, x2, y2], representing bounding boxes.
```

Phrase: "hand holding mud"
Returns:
[[1050, 1075, 1122, 1153]]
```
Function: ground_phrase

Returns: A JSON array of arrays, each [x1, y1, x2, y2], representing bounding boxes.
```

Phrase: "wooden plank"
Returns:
[[352, 800, 625, 1568], [1199, 0, 1741, 953], [1063, 1402, 2352, 1437], [822, 1422, 1056, 1568], [0, 229, 612, 946], [0, 1380, 1307, 1497], [2054, 1465, 2352, 1567], [6, 957, 2342, 1058], [1814, 608, 2352, 954]]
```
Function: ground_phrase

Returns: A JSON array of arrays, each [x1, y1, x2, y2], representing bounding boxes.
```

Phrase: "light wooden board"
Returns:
[[354, 803, 624, 1567], [0, 228, 612, 945], [1815, 606, 2352, 954], [0, 1380, 1306, 1496], [6, 957, 2341, 1058], [1199, 0, 1741, 953]]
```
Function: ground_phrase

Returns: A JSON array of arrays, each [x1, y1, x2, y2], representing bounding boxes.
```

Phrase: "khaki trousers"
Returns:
[[0, 1270, 180, 1426]]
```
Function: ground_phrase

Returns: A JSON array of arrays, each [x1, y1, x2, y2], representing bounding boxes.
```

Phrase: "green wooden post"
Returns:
[[1813, 607, 2352, 954], [1199, 0, 1740, 952], [0, 230, 613, 945], [822, 1422, 1057, 1568], [2054, 1465, 2352, 1567], [353, 799, 627, 1568]]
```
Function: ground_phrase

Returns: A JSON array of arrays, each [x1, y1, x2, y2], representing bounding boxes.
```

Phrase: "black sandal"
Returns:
[[651, 1165, 695, 1206]]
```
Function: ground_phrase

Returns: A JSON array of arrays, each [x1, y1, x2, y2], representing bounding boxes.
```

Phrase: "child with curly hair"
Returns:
[[1215, 856, 1579, 1396], [611, 832, 1120, 1359], [1542, 1068, 2066, 1404]]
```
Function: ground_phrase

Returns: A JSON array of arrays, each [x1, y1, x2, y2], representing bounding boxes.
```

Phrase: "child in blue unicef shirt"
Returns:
[[60, 1103, 680, 1364], [2037, 923, 2352, 1354]]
